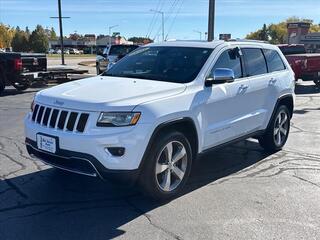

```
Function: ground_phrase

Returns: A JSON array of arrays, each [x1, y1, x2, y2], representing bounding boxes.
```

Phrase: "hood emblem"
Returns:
[[54, 100, 64, 106]]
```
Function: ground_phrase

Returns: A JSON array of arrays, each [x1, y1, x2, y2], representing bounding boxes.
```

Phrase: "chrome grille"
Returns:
[[31, 104, 89, 133]]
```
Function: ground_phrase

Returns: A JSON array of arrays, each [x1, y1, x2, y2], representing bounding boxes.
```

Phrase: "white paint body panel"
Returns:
[[24, 40, 295, 171]]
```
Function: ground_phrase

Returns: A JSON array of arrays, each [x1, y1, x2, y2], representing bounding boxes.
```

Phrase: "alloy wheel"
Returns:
[[274, 110, 289, 147], [155, 141, 188, 192]]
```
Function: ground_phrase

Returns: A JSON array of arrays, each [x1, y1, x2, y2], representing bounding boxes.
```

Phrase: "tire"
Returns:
[[12, 82, 30, 91], [139, 131, 193, 201], [314, 79, 320, 88], [259, 105, 291, 152], [96, 62, 102, 75], [0, 70, 5, 94]]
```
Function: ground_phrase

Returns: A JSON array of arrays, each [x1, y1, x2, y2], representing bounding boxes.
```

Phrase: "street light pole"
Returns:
[[150, 9, 165, 42], [193, 30, 202, 40], [108, 25, 119, 47], [208, 0, 215, 41]]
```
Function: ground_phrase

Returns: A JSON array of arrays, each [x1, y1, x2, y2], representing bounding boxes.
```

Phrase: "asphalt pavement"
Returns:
[[0, 80, 319, 240]]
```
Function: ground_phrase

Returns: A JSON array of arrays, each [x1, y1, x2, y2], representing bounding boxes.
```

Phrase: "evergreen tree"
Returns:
[[50, 27, 57, 40], [29, 25, 49, 53], [259, 24, 269, 41], [11, 27, 29, 52]]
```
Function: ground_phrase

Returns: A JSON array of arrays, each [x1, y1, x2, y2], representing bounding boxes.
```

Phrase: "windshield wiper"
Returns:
[[103, 73, 165, 82], [119, 74, 154, 80]]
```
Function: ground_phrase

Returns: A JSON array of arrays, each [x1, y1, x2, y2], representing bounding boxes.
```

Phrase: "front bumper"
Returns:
[[97, 60, 108, 72], [26, 138, 140, 183], [24, 111, 153, 173]]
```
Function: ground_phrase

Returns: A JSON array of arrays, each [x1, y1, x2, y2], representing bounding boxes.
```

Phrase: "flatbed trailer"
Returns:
[[0, 51, 90, 93], [38, 67, 89, 81]]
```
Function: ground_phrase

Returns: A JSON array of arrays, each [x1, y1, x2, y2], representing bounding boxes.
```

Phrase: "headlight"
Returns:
[[97, 112, 141, 127]]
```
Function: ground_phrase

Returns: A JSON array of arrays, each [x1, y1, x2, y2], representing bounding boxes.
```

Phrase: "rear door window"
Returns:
[[242, 48, 268, 77], [211, 49, 243, 79], [263, 49, 286, 72]]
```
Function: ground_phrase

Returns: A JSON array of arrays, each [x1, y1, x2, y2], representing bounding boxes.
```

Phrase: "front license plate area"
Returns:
[[37, 134, 57, 153]]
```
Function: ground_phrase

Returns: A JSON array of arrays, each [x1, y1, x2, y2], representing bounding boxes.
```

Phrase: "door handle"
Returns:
[[269, 78, 277, 84], [238, 84, 249, 94], [239, 85, 249, 90]]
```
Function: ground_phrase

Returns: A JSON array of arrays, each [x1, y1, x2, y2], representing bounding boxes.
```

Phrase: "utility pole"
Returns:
[[208, 0, 215, 41], [50, 0, 70, 65], [108, 25, 119, 47], [150, 9, 165, 42]]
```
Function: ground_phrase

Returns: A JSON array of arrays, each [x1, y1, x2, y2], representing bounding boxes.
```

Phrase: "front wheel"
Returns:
[[139, 131, 193, 201], [259, 105, 291, 152], [96, 62, 102, 75]]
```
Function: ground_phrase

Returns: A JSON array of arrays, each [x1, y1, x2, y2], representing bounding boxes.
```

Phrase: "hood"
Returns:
[[36, 76, 186, 112]]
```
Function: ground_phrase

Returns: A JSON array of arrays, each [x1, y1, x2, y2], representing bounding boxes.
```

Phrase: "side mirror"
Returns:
[[205, 68, 235, 86]]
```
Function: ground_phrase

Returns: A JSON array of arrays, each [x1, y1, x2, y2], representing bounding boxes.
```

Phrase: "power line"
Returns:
[[147, 0, 166, 38], [164, 0, 184, 40], [152, 0, 180, 41], [146, 0, 162, 38]]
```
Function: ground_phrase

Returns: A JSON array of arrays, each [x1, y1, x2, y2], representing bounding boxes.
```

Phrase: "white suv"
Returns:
[[25, 40, 295, 200]]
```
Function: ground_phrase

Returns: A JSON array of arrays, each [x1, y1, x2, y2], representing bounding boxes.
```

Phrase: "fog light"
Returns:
[[106, 147, 125, 157]]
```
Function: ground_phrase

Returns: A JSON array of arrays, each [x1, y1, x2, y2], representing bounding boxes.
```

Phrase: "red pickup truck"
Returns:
[[0, 52, 47, 93], [278, 44, 320, 87]]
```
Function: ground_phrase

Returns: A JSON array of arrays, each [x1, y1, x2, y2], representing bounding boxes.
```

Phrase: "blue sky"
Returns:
[[1, 0, 320, 41]]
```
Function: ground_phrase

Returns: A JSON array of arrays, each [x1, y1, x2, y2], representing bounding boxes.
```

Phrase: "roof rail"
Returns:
[[227, 39, 269, 44], [166, 39, 222, 43]]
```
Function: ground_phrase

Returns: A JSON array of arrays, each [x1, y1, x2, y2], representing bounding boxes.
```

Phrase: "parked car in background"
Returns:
[[278, 44, 320, 87], [55, 49, 62, 54], [0, 52, 47, 93], [96, 44, 139, 74], [25, 40, 295, 200], [70, 48, 80, 55], [48, 49, 55, 54], [64, 49, 70, 55]]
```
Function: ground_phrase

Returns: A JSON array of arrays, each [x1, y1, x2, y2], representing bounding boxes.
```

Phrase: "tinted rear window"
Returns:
[[109, 45, 139, 55], [279, 46, 306, 55], [263, 49, 286, 72], [242, 48, 267, 77]]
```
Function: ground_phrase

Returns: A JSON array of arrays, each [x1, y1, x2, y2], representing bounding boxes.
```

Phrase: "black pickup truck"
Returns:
[[0, 52, 47, 93]]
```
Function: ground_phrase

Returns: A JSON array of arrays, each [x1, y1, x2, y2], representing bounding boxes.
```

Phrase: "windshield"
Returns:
[[109, 45, 139, 56], [103, 46, 213, 83]]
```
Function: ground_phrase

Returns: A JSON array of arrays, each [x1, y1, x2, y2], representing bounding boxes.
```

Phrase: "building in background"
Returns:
[[219, 34, 231, 41], [49, 34, 132, 54], [300, 33, 320, 53], [287, 22, 320, 53]]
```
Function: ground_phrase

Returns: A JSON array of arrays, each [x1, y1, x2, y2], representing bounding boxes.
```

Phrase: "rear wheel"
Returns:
[[12, 81, 30, 91], [259, 105, 290, 152], [96, 62, 102, 75], [0, 70, 5, 94], [139, 131, 193, 201]]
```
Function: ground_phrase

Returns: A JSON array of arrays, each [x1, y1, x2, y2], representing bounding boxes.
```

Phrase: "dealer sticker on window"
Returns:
[[37, 134, 56, 153]]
